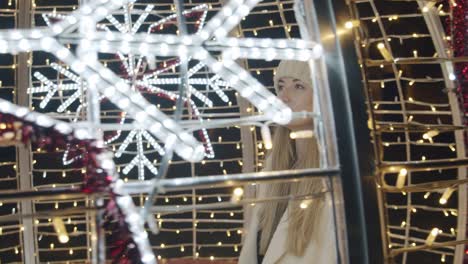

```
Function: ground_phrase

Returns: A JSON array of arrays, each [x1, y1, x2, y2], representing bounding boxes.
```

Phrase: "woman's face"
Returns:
[[277, 77, 313, 131]]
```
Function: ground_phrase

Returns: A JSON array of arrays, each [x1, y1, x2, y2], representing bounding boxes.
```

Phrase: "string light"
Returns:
[[396, 168, 407, 189], [439, 187, 454, 204], [422, 130, 439, 143], [344, 20, 360, 29], [398, 70, 403, 78], [289, 130, 314, 139], [348, 0, 467, 260], [260, 125, 272, 149], [377, 43, 392, 61], [231, 187, 244, 203], [449, 73, 456, 81], [425, 228, 439, 246], [423, 192, 430, 199], [300, 200, 312, 209]]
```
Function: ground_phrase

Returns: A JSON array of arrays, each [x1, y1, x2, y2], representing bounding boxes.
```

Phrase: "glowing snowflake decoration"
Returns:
[[30, 14, 124, 145], [28, 62, 85, 112], [33, 4, 220, 178], [99, 3, 217, 179], [115, 129, 164, 179]]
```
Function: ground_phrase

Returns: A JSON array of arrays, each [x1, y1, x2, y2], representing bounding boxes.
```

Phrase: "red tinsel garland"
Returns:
[[0, 112, 143, 263], [451, 0, 468, 130], [450, 1, 468, 262]]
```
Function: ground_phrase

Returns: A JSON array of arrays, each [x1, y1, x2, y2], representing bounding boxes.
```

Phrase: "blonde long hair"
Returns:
[[257, 125, 325, 256]]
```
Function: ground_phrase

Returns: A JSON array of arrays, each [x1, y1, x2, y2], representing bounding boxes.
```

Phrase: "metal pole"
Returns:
[[123, 167, 340, 193], [16, 0, 36, 262], [0, 187, 85, 201], [297, 0, 352, 263], [78, 0, 105, 261]]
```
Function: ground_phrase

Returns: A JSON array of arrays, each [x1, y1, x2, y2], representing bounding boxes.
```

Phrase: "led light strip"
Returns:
[[131, 5, 155, 34], [73, 32, 322, 62], [198, 0, 261, 40], [138, 83, 215, 158], [147, 4, 208, 33]]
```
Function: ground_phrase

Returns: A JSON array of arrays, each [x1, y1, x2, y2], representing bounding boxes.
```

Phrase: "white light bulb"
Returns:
[[396, 168, 407, 189]]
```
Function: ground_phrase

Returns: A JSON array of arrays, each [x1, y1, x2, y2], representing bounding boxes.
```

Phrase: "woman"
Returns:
[[238, 60, 338, 264]]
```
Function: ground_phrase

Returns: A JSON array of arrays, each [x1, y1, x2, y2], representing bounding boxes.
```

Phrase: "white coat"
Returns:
[[238, 193, 338, 264]]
